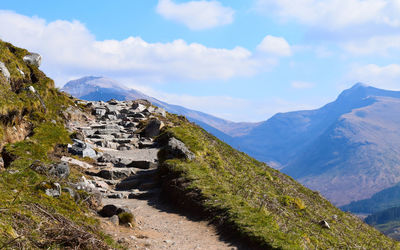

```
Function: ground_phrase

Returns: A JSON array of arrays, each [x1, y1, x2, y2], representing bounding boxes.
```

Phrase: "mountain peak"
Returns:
[[351, 82, 369, 89]]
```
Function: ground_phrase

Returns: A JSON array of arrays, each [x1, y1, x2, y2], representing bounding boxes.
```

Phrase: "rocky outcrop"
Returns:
[[23, 53, 42, 67], [0, 61, 10, 82], [165, 137, 195, 161]]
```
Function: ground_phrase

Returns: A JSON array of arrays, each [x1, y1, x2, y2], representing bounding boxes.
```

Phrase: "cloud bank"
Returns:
[[156, 0, 234, 30], [0, 10, 291, 86]]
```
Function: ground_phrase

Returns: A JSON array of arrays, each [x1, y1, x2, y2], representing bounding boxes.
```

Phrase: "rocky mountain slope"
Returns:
[[235, 84, 400, 206], [62, 76, 258, 138], [2, 41, 399, 249]]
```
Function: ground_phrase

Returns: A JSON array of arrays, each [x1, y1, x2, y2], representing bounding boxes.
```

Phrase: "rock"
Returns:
[[93, 108, 107, 117], [71, 131, 85, 141], [110, 215, 119, 225], [0, 61, 10, 82], [98, 204, 118, 217], [42, 182, 61, 197], [92, 179, 110, 189], [62, 187, 79, 201], [17, 67, 25, 76], [28, 86, 36, 93], [49, 162, 70, 179], [87, 191, 103, 210], [319, 220, 331, 229], [96, 168, 133, 180], [107, 193, 125, 199], [29, 160, 47, 174], [68, 139, 98, 159], [74, 176, 96, 191], [126, 160, 157, 170], [98, 153, 118, 164], [138, 140, 155, 149], [153, 107, 166, 117], [116, 179, 141, 190], [143, 119, 163, 138], [132, 103, 147, 112], [61, 156, 93, 169], [165, 137, 195, 161], [23, 53, 42, 67], [332, 214, 338, 221], [0, 157, 4, 170]]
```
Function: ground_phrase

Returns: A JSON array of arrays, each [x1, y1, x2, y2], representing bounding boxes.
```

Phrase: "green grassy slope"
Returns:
[[158, 115, 399, 249], [0, 41, 117, 248]]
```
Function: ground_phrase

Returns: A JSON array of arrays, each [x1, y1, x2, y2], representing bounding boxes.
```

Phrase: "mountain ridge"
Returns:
[[62, 76, 258, 138]]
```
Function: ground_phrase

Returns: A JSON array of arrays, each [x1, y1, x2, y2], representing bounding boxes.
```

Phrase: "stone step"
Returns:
[[106, 192, 130, 199], [116, 179, 141, 190], [128, 188, 160, 199], [86, 168, 135, 180], [139, 181, 159, 190]]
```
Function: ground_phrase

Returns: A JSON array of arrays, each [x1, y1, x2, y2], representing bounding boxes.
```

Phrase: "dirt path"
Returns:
[[101, 197, 238, 250], [67, 100, 240, 249]]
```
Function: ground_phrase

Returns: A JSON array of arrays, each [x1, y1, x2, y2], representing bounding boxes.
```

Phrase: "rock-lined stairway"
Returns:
[[67, 99, 164, 201], [66, 99, 237, 249]]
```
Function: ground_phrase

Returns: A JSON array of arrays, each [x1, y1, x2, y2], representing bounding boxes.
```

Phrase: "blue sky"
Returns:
[[1, 0, 400, 122]]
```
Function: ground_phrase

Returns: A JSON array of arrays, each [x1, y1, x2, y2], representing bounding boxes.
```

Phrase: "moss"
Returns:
[[158, 114, 400, 249], [118, 212, 135, 225]]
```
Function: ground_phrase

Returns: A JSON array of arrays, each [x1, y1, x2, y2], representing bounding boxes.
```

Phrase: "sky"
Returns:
[[1, 0, 400, 122]]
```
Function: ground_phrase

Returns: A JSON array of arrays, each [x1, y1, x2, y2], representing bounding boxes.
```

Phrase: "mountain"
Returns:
[[62, 76, 258, 139], [3, 41, 398, 248], [341, 183, 400, 214], [236, 83, 400, 205], [364, 206, 400, 241]]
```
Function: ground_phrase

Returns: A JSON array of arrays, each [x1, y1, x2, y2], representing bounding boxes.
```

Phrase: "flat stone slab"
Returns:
[[101, 148, 159, 163]]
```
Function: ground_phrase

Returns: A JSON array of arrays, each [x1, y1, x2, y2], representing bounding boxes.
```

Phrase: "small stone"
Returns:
[[110, 215, 119, 226], [319, 220, 331, 229], [332, 214, 338, 221], [28, 86, 36, 93], [98, 204, 118, 217], [0, 61, 10, 82], [49, 162, 70, 179], [23, 53, 42, 67]]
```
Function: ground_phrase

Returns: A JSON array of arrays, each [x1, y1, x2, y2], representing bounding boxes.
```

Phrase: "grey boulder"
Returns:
[[49, 162, 70, 179], [23, 53, 42, 67], [143, 119, 163, 138], [68, 139, 97, 159], [165, 137, 195, 161], [0, 61, 10, 82]]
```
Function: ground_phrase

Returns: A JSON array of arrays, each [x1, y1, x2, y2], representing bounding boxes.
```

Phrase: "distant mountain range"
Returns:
[[234, 83, 400, 205], [62, 76, 257, 140], [62, 77, 400, 207]]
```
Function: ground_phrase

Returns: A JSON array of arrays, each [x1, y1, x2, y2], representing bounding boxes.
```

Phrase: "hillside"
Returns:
[[155, 114, 399, 249], [0, 41, 119, 248], [1, 41, 399, 249], [235, 84, 400, 205]]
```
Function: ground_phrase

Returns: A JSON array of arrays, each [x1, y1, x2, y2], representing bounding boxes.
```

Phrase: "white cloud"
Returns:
[[0, 10, 284, 86], [347, 64, 400, 90], [256, 35, 292, 57], [291, 81, 314, 89], [342, 35, 400, 56], [256, 0, 400, 29], [156, 0, 234, 30]]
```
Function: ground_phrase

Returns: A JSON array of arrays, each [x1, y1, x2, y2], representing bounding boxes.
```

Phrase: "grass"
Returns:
[[0, 40, 121, 248], [158, 114, 400, 249]]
